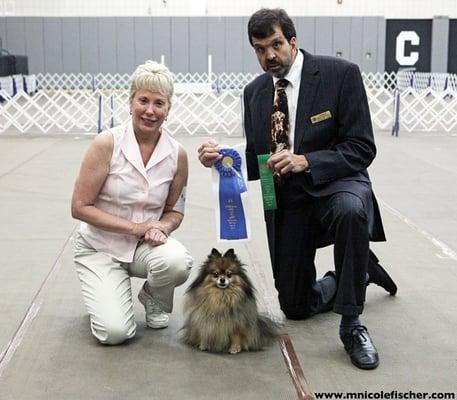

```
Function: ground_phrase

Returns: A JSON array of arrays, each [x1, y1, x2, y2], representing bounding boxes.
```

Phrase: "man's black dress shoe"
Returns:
[[368, 251, 397, 296], [340, 325, 379, 370]]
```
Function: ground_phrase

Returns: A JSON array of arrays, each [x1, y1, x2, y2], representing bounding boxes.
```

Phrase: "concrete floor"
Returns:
[[0, 130, 456, 399]]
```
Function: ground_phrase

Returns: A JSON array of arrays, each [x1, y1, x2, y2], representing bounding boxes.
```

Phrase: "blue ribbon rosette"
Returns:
[[214, 148, 248, 240]]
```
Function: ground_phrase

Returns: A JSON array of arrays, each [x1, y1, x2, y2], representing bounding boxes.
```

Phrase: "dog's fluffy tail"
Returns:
[[256, 314, 282, 347]]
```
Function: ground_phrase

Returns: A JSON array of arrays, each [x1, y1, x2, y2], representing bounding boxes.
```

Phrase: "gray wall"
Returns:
[[431, 16, 449, 73], [0, 16, 386, 74]]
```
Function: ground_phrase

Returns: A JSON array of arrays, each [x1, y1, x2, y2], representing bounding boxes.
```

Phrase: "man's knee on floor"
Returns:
[[279, 301, 315, 320]]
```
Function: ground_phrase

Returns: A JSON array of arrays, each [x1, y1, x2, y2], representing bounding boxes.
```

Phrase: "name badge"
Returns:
[[310, 110, 332, 124]]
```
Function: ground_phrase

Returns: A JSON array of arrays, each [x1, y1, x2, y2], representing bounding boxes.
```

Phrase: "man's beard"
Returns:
[[264, 52, 294, 78], [265, 61, 289, 78]]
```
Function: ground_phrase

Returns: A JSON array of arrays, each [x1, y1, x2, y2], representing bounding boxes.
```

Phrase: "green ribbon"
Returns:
[[257, 154, 277, 210]]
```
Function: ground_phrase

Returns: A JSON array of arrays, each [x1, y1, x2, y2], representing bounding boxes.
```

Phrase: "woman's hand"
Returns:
[[143, 227, 168, 246], [132, 220, 168, 245], [132, 219, 167, 238]]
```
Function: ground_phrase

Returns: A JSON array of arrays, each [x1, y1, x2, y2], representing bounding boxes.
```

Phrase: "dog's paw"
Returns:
[[228, 343, 241, 354], [198, 343, 208, 351]]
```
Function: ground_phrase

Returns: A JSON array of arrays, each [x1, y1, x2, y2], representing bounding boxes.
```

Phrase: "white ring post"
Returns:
[[208, 54, 212, 90]]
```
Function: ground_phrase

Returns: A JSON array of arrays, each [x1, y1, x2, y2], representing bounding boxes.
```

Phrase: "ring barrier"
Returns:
[[1, 72, 457, 135], [394, 88, 457, 132]]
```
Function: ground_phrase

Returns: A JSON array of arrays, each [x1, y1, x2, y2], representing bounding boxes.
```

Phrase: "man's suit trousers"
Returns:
[[273, 188, 370, 319]]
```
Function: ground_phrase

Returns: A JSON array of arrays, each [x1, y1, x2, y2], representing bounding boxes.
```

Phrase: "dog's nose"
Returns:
[[219, 277, 226, 284]]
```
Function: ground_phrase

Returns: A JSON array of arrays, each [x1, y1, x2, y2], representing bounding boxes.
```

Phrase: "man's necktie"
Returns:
[[271, 78, 290, 154]]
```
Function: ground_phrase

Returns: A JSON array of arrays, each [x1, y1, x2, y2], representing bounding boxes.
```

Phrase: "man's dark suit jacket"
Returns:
[[242, 49, 386, 261]]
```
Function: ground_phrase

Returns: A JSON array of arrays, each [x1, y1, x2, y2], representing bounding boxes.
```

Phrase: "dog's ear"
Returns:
[[223, 248, 236, 259], [210, 248, 221, 258]]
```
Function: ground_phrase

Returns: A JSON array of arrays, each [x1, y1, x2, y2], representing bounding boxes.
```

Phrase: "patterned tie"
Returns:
[[271, 78, 290, 154]]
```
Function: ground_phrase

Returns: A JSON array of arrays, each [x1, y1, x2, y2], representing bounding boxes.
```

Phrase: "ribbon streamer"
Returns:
[[214, 148, 248, 240]]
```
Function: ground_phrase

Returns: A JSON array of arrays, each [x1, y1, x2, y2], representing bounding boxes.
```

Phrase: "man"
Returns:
[[198, 8, 397, 370]]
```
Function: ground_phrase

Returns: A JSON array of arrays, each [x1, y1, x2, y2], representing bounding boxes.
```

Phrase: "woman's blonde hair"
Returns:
[[129, 61, 174, 103]]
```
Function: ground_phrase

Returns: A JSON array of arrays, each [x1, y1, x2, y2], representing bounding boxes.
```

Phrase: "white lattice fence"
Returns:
[[35, 72, 218, 91], [94, 73, 130, 90], [35, 73, 95, 90], [397, 88, 457, 132], [0, 89, 99, 132], [366, 88, 395, 130], [363, 72, 397, 91], [2, 72, 457, 135], [99, 91, 129, 131], [396, 71, 457, 92], [0, 89, 243, 135], [216, 72, 260, 91], [169, 91, 242, 135], [33, 71, 402, 92], [98, 90, 242, 135]]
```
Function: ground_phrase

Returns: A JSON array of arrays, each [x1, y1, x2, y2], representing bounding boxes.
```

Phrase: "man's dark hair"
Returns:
[[247, 8, 296, 46]]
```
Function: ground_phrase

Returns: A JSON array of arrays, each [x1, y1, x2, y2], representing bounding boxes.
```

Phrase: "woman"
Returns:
[[71, 61, 193, 345]]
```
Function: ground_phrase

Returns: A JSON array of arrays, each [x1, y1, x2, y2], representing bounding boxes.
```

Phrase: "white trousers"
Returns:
[[74, 232, 193, 345]]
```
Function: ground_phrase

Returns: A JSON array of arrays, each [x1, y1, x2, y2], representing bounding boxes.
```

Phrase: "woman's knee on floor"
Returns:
[[90, 315, 136, 345]]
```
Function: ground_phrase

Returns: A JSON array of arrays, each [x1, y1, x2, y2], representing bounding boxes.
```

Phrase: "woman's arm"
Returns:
[[143, 145, 188, 245], [71, 132, 153, 238]]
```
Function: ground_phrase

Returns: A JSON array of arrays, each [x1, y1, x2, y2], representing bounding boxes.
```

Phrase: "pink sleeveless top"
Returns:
[[79, 121, 180, 262]]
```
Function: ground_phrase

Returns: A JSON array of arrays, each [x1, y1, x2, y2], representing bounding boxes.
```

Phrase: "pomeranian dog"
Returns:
[[181, 248, 280, 354]]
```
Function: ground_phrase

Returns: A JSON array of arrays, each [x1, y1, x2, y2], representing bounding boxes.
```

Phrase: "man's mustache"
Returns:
[[267, 60, 281, 67]]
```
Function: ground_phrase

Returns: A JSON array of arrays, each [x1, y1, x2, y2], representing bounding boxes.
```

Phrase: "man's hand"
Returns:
[[197, 139, 222, 168], [267, 149, 310, 175]]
